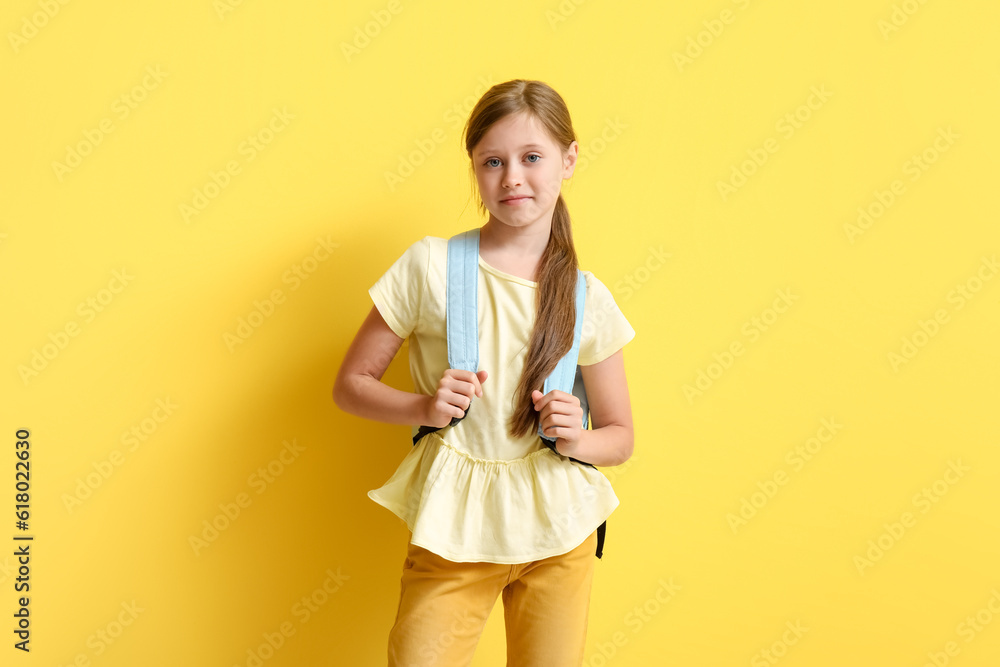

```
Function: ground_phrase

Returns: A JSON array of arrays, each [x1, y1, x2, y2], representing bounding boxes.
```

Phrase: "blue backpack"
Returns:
[[411, 227, 607, 558]]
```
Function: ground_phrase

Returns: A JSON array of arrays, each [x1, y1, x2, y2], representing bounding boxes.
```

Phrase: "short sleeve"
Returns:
[[368, 236, 430, 339], [577, 271, 635, 366]]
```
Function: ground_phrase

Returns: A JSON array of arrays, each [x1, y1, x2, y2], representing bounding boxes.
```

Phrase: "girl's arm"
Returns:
[[333, 305, 429, 426], [574, 348, 635, 467]]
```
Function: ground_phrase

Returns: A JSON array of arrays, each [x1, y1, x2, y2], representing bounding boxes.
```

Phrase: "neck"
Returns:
[[480, 216, 551, 260]]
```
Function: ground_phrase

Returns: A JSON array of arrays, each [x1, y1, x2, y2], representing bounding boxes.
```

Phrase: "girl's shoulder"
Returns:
[[387, 235, 444, 268], [411, 237, 616, 301], [579, 268, 610, 296], [403, 235, 447, 258]]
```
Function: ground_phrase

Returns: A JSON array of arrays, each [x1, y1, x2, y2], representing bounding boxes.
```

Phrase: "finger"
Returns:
[[445, 372, 479, 400], [456, 369, 483, 399], [436, 394, 466, 420], [471, 370, 487, 397], [542, 423, 566, 439], [548, 390, 577, 405], [531, 389, 549, 410], [441, 385, 471, 413], [544, 412, 572, 431], [451, 389, 472, 411], [535, 389, 576, 406], [535, 392, 572, 416]]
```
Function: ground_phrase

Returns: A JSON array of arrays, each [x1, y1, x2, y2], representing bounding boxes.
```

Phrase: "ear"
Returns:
[[563, 141, 579, 178]]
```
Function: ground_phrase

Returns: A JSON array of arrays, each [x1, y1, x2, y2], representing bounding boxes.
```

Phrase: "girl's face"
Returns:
[[471, 111, 577, 234]]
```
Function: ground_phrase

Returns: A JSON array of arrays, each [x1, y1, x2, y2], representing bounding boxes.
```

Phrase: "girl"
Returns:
[[334, 79, 635, 666]]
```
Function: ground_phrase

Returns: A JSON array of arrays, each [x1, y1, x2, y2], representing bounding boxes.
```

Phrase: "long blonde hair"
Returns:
[[462, 79, 581, 440]]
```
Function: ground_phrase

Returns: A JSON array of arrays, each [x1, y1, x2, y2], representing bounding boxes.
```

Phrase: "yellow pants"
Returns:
[[387, 529, 598, 667]]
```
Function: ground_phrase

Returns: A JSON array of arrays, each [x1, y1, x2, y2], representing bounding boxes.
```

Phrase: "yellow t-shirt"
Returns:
[[366, 234, 636, 563]]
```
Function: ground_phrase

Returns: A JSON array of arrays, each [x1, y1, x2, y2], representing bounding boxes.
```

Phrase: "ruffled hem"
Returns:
[[367, 432, 619, 563]]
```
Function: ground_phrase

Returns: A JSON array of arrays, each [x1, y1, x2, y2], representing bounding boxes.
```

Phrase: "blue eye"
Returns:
[[526, 154, 540, 163], [486, 158, 501, 167]]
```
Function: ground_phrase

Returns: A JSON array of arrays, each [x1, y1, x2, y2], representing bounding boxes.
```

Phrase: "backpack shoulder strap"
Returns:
[[414, 229, 591, 449], [412, 228, 480, 445], [447, 228, 480, 373], [537, 268, 589, 442]]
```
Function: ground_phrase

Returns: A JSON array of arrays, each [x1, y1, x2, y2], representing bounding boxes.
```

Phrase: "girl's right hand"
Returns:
[[422, 369, 488, 428]]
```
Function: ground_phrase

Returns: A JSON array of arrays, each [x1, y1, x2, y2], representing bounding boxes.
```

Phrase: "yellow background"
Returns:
[[2, 0, 999, 665]]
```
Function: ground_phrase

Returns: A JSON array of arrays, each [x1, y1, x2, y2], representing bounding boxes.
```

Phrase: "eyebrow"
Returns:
[[474, 143, 546, 157]]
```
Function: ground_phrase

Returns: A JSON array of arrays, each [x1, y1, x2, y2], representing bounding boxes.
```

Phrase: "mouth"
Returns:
[[501, 196, 531, 203]]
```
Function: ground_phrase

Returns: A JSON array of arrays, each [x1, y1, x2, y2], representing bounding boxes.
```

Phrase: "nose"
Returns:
[[501, 164, 523, 189]]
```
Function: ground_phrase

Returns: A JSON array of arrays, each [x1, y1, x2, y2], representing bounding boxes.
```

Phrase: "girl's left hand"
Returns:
[[532, 389, 583, 456]]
